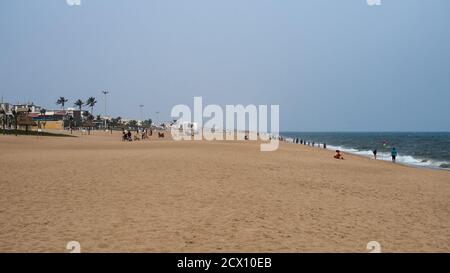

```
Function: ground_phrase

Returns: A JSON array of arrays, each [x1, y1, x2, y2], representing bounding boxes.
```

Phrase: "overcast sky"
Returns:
[[1, 0, 449, 131]]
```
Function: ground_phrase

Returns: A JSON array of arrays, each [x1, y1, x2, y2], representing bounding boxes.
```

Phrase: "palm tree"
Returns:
[[56, 97, 68, 110], [85, 97, 97, 115], [74, 99, 84, 111]]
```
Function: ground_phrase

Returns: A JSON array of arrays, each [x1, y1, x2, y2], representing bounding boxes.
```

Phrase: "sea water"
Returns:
[[281, 132, 450, 170]]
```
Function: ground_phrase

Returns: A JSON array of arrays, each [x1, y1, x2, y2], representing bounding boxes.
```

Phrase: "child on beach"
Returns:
[[391, 147, 398, 162], [373, 149, 377, 159]]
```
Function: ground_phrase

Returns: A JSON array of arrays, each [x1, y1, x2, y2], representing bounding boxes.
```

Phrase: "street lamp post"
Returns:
[[139, 104, 144, 128], [102, 90, 109, 130], [155, 111, 160, 127]]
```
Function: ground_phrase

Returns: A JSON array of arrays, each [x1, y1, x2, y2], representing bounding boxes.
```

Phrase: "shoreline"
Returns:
[[317, 144, 449, 172], [280, 133, 450, 172], [2, 130, 450, 172]]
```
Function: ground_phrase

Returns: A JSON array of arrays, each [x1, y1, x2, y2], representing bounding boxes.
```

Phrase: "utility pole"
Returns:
[[139, 104, 144, 128], [102, 90, 109, 130], [156, 111, 160, 126]]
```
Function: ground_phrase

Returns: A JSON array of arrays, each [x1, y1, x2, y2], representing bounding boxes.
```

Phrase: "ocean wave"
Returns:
[[326, 145, 450, 170]]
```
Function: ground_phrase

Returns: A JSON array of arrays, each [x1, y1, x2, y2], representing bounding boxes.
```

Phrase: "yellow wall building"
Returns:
[[38, 121, 64, 130]]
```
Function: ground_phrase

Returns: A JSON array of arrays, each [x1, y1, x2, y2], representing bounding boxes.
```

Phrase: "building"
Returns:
[[11, 103, 43, 114], [0, 101, 88, 130]]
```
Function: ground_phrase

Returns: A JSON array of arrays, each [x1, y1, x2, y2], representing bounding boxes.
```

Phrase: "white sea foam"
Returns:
[[326, 145, 450, 170]]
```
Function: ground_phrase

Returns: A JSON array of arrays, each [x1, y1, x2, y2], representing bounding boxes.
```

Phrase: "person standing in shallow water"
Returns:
[[373, 149, 377, 160], [391, 147, 398, 162]]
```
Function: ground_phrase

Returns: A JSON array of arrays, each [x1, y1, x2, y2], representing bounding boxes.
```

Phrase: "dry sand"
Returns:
[[0, 131, 449, 252]]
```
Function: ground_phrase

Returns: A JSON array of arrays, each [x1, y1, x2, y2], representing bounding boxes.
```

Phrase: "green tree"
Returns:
[[56, 97, 68, 110], [85, 97, 97, 115], [0, 107, 6, 134], [109, 117, 122, 129], [74, 99, 84, 110], [142, 118, 153, 128], [128, 120, 138, 129], [82, 111, 94, 121]]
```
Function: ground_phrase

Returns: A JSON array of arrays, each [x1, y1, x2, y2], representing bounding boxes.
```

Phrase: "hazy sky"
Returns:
[[1, 0, 449, 131]]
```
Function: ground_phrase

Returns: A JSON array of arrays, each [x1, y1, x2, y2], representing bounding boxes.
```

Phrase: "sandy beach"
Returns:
[[0, 131, 449, 252]]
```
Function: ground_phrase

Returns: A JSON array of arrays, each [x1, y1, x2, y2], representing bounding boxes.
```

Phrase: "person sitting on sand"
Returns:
[[391, 147, 397, 162], [334, 150, 344, 160]]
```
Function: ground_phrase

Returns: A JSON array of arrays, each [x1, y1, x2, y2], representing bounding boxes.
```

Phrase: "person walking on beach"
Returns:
[[373, 149, 377, 160], [391, 147, 397, 162]]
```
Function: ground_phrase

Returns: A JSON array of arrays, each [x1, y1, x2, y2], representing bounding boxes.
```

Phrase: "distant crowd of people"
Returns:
[[122, 128, 157, 142], [288, 137, 328, 149]]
